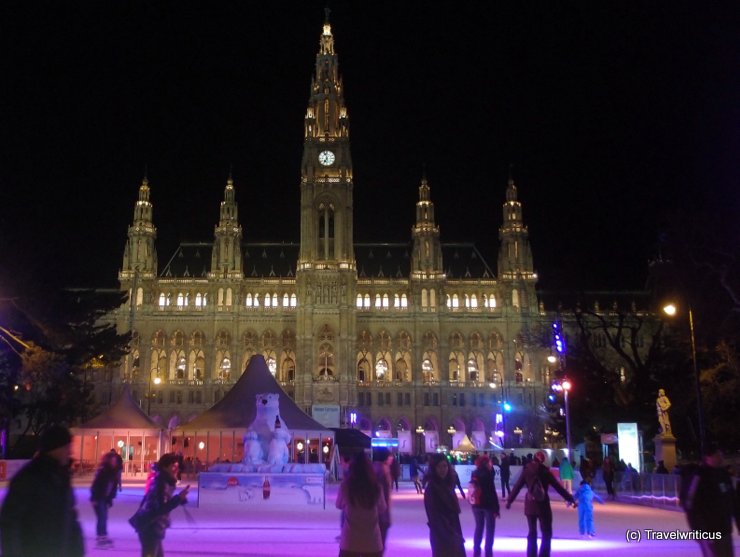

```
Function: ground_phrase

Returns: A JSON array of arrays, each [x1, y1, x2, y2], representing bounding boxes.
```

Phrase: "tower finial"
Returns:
[[228, 163, 233, 182], [508, 162, 514, 182], [324, 5, 331, 24]]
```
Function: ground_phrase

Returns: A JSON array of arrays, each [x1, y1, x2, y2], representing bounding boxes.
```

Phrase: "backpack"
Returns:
[[528, 476, 546, 502], [467, 480, 482, 505]]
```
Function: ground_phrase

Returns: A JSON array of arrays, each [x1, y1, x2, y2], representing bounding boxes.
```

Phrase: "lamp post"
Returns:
[[562, 378, 572, 459], [447, 425, 456, 449], [415, 426, 425, 455], [663, 303, 705, 455]]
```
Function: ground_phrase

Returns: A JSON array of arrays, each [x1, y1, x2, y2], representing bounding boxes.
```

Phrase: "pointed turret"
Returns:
[[497, 176, 537, 311], [210, 174, 243, 279], [121, 176, 157, 278], [411, 175, 444, 278]]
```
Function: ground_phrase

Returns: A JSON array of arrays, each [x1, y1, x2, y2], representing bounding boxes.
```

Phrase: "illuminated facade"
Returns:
[[114, 15, 553, 452]]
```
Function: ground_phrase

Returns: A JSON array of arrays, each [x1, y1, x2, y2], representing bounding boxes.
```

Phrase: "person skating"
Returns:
[[132, 453, 190, 557], [336, 452, 387, 557], [90, 451, 120, 548], [424, 453, 467, 557], [0, 425, 84, 557], [573, 480, 604, 538], [469, 455, 500, 557], [506, 451, 576, 557]]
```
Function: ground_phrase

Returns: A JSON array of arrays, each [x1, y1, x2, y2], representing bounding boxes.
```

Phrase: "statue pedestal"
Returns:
[[654, 434, 677, 472]]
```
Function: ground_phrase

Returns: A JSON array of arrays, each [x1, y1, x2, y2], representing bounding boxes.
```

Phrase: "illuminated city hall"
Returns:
[[115, 15, 553, 453]]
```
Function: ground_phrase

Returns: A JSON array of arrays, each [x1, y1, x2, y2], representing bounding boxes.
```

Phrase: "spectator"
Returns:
[[336, 452, 387, 557], [0, 425, 84, 557], [506, 450, 575, 557], [601, 456, 616, 500], [655, 460, 669, 474], [424, 453, 467, 557]]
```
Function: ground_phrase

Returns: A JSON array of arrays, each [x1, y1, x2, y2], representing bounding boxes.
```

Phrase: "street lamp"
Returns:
[[663, 303, 705, 455], [415, 426, 425, 455]]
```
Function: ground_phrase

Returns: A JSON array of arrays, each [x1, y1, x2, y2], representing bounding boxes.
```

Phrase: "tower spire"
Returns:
[[120, 176, 157, 277], [498, 174, 537, 311], [210, 173, 243, 278], [411, 175, 444, 278]]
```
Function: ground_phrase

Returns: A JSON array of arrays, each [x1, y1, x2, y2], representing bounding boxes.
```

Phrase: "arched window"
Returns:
[[290, 293, 297, 307], [283, 293, 290, 307], [512, 289, 519, 309], [176, 292, 187, 307], [363, 294, 370, 308], [375, 359, 388, 381], [175, 354, 186, 379], [318, 203, 335, 259], [158, 293, 169, 307], [382, 294, 389, 308], [195, 293, 205, 307], [246, 293, 253, 307], [225, 288, 233, 306], [394, 294, 400, 308], [375, 294, 382, 308], [264, 294, 272, 307], [467, 358, 478, 382], [470, 294, 478, 308], [357, 358, 370, 383], [356, 294, 363, 308], [401, 293, 408, 308], [219, 357, 231, 381], [421, 289, 428, 308]]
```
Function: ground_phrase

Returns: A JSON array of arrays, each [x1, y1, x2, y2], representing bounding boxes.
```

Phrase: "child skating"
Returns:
[[574, 479, 604, 537]]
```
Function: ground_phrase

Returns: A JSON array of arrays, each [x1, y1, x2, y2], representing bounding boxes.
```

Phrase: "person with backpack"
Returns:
[[506, 451, 576, 557], [468, 455, 500, 557]]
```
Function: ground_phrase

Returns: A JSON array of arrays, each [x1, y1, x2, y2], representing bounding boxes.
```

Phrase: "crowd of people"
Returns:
[[1, 426, 738, 557]]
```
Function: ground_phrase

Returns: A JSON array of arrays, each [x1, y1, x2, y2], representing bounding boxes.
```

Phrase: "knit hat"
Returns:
[[38, 425, 73, 453], [534, 450, 547, 463]]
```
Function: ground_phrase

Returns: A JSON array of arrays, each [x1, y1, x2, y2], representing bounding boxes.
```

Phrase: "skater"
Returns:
[[90, 452, 119, 548], [424, 453, 466, 557], [336, 452, 387, 557]]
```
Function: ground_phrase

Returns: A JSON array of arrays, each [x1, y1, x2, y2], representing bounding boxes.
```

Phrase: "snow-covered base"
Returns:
[[198, 472, 325, 507]]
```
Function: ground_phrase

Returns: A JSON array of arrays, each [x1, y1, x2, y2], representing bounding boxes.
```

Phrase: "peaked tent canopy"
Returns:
[[174, 355, 333, 465], [71, 386, 165, 473], [178, 355, 329, 433], [453, 434, 477, 453], [76, 385, 161, 430]]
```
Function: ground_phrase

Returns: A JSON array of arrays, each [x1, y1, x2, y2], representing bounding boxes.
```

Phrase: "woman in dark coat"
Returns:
[[135, 453, 190, 557], [423, 453, 467, 557], [90, 452, 119, 548], [470, 455, 500, 557]]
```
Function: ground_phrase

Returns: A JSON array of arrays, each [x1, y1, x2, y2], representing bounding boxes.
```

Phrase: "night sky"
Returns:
[[1, 2, 737, 296]]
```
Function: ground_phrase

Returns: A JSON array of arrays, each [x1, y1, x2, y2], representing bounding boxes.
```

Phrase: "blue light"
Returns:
[[547, 394, 557, 403], [503, 402, 512, 412]]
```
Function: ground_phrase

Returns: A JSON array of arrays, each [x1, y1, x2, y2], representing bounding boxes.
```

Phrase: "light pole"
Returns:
[[562, 378, 572, 459], [663, 303, 705, 455]]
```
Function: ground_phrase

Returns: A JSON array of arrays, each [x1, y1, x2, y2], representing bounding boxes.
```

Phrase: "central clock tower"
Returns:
[[295, 10, 357, 415]]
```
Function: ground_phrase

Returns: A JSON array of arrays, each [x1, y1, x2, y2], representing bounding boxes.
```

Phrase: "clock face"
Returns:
[[318, 150, 335, 166]]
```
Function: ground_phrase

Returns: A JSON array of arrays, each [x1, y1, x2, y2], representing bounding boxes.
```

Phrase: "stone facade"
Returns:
[[113, 14, 558, 451]]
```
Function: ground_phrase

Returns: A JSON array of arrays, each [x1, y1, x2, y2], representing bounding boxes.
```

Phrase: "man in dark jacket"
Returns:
[[506, 451, 575, 557], [90, 452, 119, 548], [0, 425, 84, 557], [681, 444, 738, 557], [470, 455, 501, 557]]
